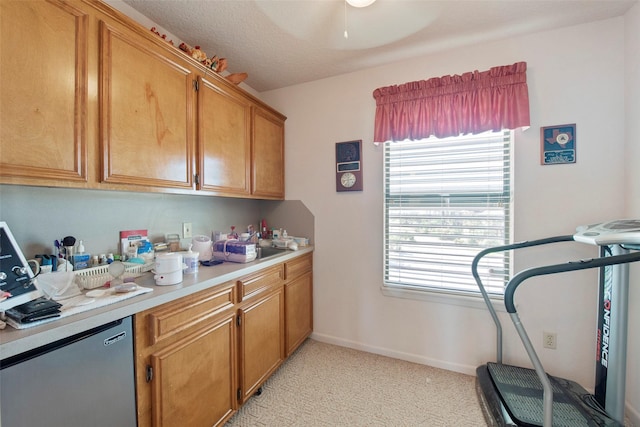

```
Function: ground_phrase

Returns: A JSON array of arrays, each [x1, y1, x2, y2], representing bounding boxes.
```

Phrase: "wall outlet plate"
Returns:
[[182, 222, 192, 239], [543, 331, 557, 349]]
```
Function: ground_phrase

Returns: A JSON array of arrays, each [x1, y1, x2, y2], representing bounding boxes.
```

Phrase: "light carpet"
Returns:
[[226, 339, 487, 426]]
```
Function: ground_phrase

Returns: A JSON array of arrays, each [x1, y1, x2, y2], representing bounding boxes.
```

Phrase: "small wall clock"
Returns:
[[336, 140, 363, 192]]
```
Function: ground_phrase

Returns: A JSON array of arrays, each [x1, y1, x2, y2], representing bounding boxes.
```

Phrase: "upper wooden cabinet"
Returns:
[[0, 0, 89, 184], [197, 76, 251, 196], [252, 107, 285, 199], [0, 0, 286, 200], [99, 21, 195, 189], [197, 75, 286, 199]]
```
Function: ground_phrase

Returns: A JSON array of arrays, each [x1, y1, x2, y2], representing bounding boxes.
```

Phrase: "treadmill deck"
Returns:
[[476, 363, 621, 427]]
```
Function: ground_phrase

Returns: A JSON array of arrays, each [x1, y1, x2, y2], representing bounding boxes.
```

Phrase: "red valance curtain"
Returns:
[[372, 62, 530, 142]]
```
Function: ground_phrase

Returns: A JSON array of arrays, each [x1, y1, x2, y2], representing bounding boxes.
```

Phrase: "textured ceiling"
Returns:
[[122, 0, 637, 92]]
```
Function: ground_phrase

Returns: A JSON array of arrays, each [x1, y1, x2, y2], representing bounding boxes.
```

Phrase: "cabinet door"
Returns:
[[100, 21, 194, 189], [149, 313, 236, 427], [251, 107, 285, 199], [197, 76, 251, 195], [285, 271, 313, 356], [238, 287, 285, 402], [0, 0, 88, 183]]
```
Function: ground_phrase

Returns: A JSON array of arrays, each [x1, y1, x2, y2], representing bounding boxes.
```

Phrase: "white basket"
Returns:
[[292, 236, 309, 247], [272, 238, 291, 249], [74, 262, 146, 290]]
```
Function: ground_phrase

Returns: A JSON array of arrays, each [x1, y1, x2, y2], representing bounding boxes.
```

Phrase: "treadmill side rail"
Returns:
[[471, 235, 575, 363]]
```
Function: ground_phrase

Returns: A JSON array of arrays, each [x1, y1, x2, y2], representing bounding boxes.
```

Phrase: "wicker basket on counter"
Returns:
[[74, 262, 147, 290]]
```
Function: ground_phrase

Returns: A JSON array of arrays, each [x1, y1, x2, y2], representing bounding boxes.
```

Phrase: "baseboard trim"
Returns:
[[310, 332, 640, 424], [310, 332, 478, 376]]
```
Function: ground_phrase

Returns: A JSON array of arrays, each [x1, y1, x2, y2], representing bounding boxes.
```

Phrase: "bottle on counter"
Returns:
[[183, 245, 199, 274], [72, 240, 91, 270]]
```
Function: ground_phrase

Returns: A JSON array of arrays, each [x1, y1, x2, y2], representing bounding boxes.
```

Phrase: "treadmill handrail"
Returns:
[[471, 235, 575, 362], [503, 249, 640, 427], [504, 250, 640, 313]]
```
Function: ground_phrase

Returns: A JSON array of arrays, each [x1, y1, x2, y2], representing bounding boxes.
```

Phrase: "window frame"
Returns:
[[382, 130, 514, 302]]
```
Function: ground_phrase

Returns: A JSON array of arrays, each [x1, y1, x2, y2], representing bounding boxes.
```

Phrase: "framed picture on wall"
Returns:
[[540, 124, 576, 165], [335, 140, 363, 192]]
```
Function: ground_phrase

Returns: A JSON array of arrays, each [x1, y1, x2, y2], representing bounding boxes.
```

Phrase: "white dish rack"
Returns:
[[74, 262, 149, 290]]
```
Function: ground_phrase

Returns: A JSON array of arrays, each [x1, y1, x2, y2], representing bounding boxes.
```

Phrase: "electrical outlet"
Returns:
[[182, 222, 192, 239], [543, 332, 557, 349]]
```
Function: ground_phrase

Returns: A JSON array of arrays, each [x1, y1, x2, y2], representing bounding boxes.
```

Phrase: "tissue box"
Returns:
[[72, 254, 91, 270], [213, 240, 257, 263]]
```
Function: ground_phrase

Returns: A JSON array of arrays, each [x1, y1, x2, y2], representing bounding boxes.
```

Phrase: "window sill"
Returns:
[[380, 285, 506, 312]]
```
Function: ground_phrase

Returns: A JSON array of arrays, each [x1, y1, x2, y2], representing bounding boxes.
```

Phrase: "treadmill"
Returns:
[[473, 219, 640, 426]]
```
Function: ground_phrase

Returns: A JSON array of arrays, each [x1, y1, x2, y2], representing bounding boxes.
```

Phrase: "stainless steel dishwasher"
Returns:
[[0, 316, 137, 427]]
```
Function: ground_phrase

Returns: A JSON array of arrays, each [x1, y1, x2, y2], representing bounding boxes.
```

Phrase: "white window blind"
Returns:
[[384, 130, 512, 296]]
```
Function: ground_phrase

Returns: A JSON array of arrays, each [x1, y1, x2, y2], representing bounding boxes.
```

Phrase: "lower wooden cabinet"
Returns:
[[149, 313, 236, 426], [285, 271, 313, 356], [237, 286, 285, 403], [134, 253, 312, 426], [284, 253, 313, 356], [135, 282, 237, 427]]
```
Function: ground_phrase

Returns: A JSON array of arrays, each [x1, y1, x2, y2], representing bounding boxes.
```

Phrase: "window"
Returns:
[[383, 130, 512, 297]]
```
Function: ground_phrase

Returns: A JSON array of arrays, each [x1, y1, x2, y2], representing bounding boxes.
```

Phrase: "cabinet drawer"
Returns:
[[147, 282, 236, 346], [238, 264, 283, 301], [284, 253, 312, 281]]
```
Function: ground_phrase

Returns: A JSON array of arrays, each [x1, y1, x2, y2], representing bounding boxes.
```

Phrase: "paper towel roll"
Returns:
[[192, 235, 213, 261]]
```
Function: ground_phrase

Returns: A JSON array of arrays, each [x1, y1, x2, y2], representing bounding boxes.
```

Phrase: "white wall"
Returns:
[[624, 2, 640, 422], [262, 15, 638, 419]]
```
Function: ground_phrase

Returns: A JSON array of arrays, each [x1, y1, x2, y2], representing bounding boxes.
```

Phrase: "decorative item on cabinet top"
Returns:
[[178, 42, 228, 73], [149, 28, 249, 85]]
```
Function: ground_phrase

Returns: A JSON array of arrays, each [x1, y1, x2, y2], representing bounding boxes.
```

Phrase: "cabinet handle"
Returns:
[[146, 365, 153, 382]]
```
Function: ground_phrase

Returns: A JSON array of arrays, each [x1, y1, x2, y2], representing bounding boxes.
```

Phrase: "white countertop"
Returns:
[[0, 246, 313, 359]]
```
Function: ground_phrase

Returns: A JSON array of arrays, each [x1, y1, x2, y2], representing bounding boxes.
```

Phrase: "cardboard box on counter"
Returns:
[[120, 230, 149, 257], [213, 240, 256, 263]]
